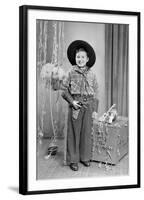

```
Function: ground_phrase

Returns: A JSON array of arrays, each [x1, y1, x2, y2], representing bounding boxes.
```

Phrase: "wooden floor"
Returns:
[[37, 138, 129, 180]]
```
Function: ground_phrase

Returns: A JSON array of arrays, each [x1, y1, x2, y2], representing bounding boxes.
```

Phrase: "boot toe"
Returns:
[[80, 160, 90, 167], [70, 163, 79, 171]]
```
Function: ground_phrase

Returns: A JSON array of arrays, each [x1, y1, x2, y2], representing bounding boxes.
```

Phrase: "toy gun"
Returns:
[[99, 104, 117, 123]]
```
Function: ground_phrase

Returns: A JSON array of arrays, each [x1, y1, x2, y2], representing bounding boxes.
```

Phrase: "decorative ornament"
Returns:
[[91, 105, 119, 171], [99, 104, 117, 123]]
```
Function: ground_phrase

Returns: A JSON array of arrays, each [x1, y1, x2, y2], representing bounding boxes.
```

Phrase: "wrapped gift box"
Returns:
[[91, 116, 128, 165]]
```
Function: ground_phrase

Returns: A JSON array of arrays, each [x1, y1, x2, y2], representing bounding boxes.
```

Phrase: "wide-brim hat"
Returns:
[[67, 40, 96, 68]]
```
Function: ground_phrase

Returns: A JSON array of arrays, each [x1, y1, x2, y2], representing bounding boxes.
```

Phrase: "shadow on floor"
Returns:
[[8, 186, 19, 193]]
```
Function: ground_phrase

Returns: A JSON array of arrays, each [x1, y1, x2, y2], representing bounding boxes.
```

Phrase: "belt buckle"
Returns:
[[83, 95, 87, 102]]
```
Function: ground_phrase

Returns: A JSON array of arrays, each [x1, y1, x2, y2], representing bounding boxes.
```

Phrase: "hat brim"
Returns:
[[67, 40, 96, 68]]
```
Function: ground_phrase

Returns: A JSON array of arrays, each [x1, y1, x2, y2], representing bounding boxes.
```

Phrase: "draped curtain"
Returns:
[[105, 24, 129, 117], [36, 20, 66, 138], [36, 20, 65, 77]]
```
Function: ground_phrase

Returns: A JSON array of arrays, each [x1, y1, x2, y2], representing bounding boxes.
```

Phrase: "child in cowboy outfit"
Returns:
[[62, 40, 99, 171]]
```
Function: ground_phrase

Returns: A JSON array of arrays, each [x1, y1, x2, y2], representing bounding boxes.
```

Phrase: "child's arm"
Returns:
[[62, 90, 81, 109], [61, 71, 79, 108], [61, 87, 74, 105]]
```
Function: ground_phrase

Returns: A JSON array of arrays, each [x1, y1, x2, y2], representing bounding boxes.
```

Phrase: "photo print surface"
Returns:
[[36, 20, 129, 180]]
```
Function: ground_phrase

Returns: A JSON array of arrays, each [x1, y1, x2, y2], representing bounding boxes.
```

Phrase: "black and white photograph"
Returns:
[[36, 20, 129, 179], [19, 5, 140, 195]]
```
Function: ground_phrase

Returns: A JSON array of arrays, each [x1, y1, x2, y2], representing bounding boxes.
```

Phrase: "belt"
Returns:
[[72, 94, 94, 102]]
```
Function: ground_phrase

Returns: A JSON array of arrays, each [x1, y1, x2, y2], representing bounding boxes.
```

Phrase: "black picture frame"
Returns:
[[19, 5, 141, 195]]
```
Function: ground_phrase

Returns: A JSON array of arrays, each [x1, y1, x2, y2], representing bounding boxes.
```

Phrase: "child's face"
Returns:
[[75, 50, 89, 68]]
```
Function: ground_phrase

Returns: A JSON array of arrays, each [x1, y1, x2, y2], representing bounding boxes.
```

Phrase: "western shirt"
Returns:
[[62, 65, 99, 111]]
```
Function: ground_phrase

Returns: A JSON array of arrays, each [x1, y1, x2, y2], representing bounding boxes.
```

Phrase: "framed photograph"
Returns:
[[19, 5, 140, 195]]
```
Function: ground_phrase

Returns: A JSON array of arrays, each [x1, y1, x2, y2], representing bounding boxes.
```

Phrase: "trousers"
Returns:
[[66, 99, 93, 164]]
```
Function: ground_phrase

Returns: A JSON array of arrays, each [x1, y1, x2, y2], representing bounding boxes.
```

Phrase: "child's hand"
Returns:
[[72, 100, 82, 110], [92, 111, 98, 119]]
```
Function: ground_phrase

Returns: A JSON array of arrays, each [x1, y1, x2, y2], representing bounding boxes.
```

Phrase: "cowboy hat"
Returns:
[[67, 40, 96, 68]]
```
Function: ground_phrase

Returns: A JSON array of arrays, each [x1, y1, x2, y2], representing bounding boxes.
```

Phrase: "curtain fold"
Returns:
[[105, 24, 129, 117], [36, 20, 66, 138]]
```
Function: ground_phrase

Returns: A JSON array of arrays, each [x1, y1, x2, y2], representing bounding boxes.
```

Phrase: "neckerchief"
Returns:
[[74, 65, 90, 95]]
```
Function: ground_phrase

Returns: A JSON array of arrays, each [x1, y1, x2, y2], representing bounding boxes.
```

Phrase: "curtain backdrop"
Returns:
[[36, 20, 67, 138], [105, 24, 129, 117]]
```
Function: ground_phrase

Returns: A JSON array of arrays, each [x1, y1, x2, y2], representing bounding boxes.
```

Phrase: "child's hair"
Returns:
[[75, 48, 89, 57]]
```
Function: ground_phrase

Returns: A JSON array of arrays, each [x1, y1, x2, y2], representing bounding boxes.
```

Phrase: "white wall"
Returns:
[[0, 0, 144, 200]]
